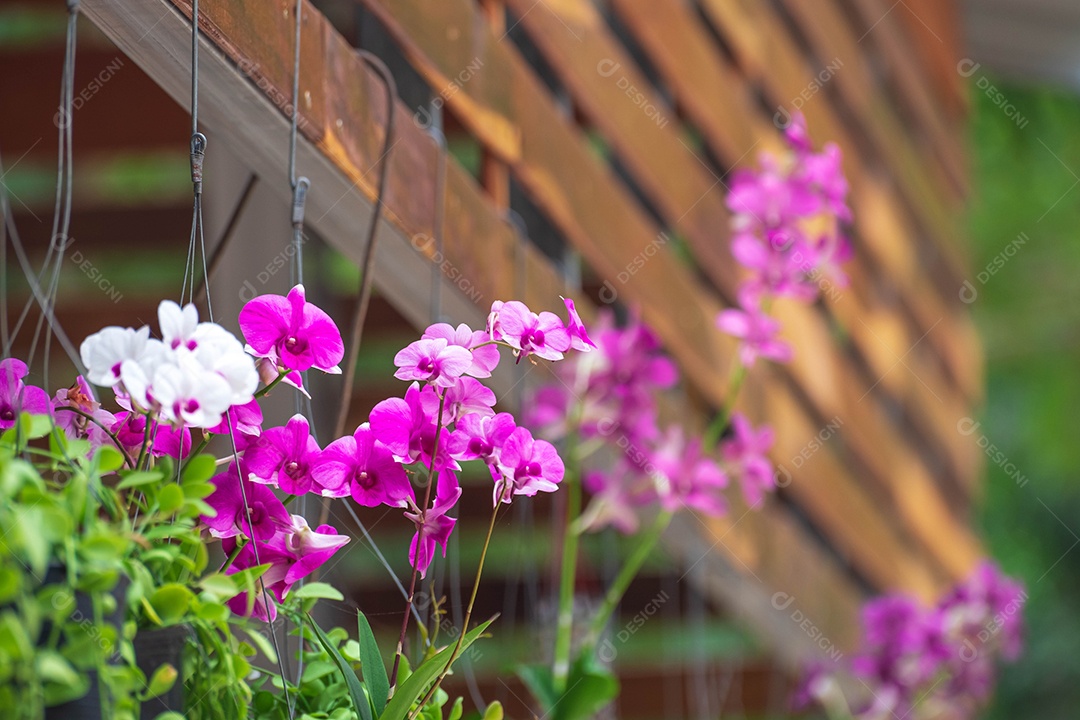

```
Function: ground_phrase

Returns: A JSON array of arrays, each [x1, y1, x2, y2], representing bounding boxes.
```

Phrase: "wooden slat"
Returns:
[[775, 0, 966, 200], [602, 0, 983, 488], [356, 0, 977, 590], [78, 0, 867, 659], [496, 0, 980, 553]]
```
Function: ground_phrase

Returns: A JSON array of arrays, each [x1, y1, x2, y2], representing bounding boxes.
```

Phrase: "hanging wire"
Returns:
[[192, 174, 259, 301], [180, 0, 292, 712], [331, 49, 397, 441], [9, 0, 82, 387]]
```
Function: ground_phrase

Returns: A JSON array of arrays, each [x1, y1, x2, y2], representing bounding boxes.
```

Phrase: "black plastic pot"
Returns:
[[42, 565, 128, 720], [134, 624, 191, 720]]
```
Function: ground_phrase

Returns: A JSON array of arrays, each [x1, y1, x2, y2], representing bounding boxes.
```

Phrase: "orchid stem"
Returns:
[[52, 406, 135, 468], [254, 370, 289, 399], [389, 391, 447, 692], [582, 507, 673, 653], [552, 409, 583, 693], [407, 500, 501, 720], [702, 363, 747, 450]]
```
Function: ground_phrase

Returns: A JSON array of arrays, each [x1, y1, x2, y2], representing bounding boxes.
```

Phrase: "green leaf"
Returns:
[[149, 583, 194, 624], [25, 413, 54, 439], [140, 662, 179, 700], [95, 445, 125, 473], [118, 470, 164, 489], [447, 696, 464, 720], [301, 660, 339, 683], [243, 626, 279, 664], [381, 617, 495, 720], [181, 454, 217, 484], [552, 654, 618, 720], [358, 611, 390, 715], [293, 582, 345, 601], [480, 701, 503, 720], [516, 664, 558, 713], [308, 613, 372, 720], [200, 572, 239, 598], [157, 484, 185, 514]]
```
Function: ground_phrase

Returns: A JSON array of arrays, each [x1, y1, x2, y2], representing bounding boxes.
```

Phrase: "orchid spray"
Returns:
[[519, 113, 853, 716], [796, 561, 1025, 720]]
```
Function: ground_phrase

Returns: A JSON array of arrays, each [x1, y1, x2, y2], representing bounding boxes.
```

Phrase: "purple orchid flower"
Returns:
[[278, 514, 351, 587], [422, 322, 500, 378], [493, 426, 564, 504], [223, 538, 291, 622], [393, 337, 473, 387], [720, 413, 776, 507], [238, 284, 345, 374], [202, 462, 291, 542], [405, 469, 461, 578], [423, 376, 496, 425], [494, 300, 571, 362], [206, 398, 264, 450], [561, 296, 596, 352], [244, 414, 320, 495], [112, 412, 192, 460], [313, 423, 413, 507], [448, 411, 516, 464], [716, 306, 792, 367], [0, 359, 51, 429], [369, 383, 455, 471]]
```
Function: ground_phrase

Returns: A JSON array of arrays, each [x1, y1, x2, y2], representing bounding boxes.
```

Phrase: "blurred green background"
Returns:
[[968, 80, 1080, 717]]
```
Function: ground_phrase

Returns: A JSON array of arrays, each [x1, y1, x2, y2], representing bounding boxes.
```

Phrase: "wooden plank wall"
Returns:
[[80, 0, 983, 682]]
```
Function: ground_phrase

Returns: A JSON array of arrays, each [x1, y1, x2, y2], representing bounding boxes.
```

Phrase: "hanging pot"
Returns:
[[134, 624, 192, 719], [42, 565, 128, 720]]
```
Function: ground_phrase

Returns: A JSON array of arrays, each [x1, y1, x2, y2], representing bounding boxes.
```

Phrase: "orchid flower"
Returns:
[[404, 470, 461, 577], [238, 284, 345, 374], [245, 414, 320, 495], [0, 358, 50, 430], [313, 423, 414, 507]]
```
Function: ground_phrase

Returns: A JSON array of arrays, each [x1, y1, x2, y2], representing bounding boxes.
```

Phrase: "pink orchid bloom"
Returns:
[[422, 322, 500, 378], [206, 398, 263, 450], [202, 462, 291, 542], [238, 284, 345, 374], [422, 376, 496, 425], [581, 470, 641, 535], [448, 411, 517, 464], [245, 414, 320, 495], [561, 297, 596, 352], [405, 470, 461, 578], [393, 337, 473, 387], [0, 359, 51, 429], [369, 383, 455, 470], [650, 427, 729, 518], [720, 413, 776, 507], [493, 426, 564, 504], [716, 306, 792, 367], [222, 516, 350, 621], [278, 515, 351, 587], [494, 300, 571, 362], [223, 538, 291, 622], [111, 412, 192, 460], [313, 423, 413, 507]]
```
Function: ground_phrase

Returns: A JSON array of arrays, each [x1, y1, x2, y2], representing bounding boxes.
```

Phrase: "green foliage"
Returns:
[[967, 78, 1080, 718]]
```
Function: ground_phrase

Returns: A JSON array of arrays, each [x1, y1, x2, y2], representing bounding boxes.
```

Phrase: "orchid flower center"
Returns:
[[467, 436, 493, 458], [419, 357, 437, 376], [0, 406, 14, 422], [355, 469, 377, 490], [284, 461, 302, 478], [523, 328, 545, 348]]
